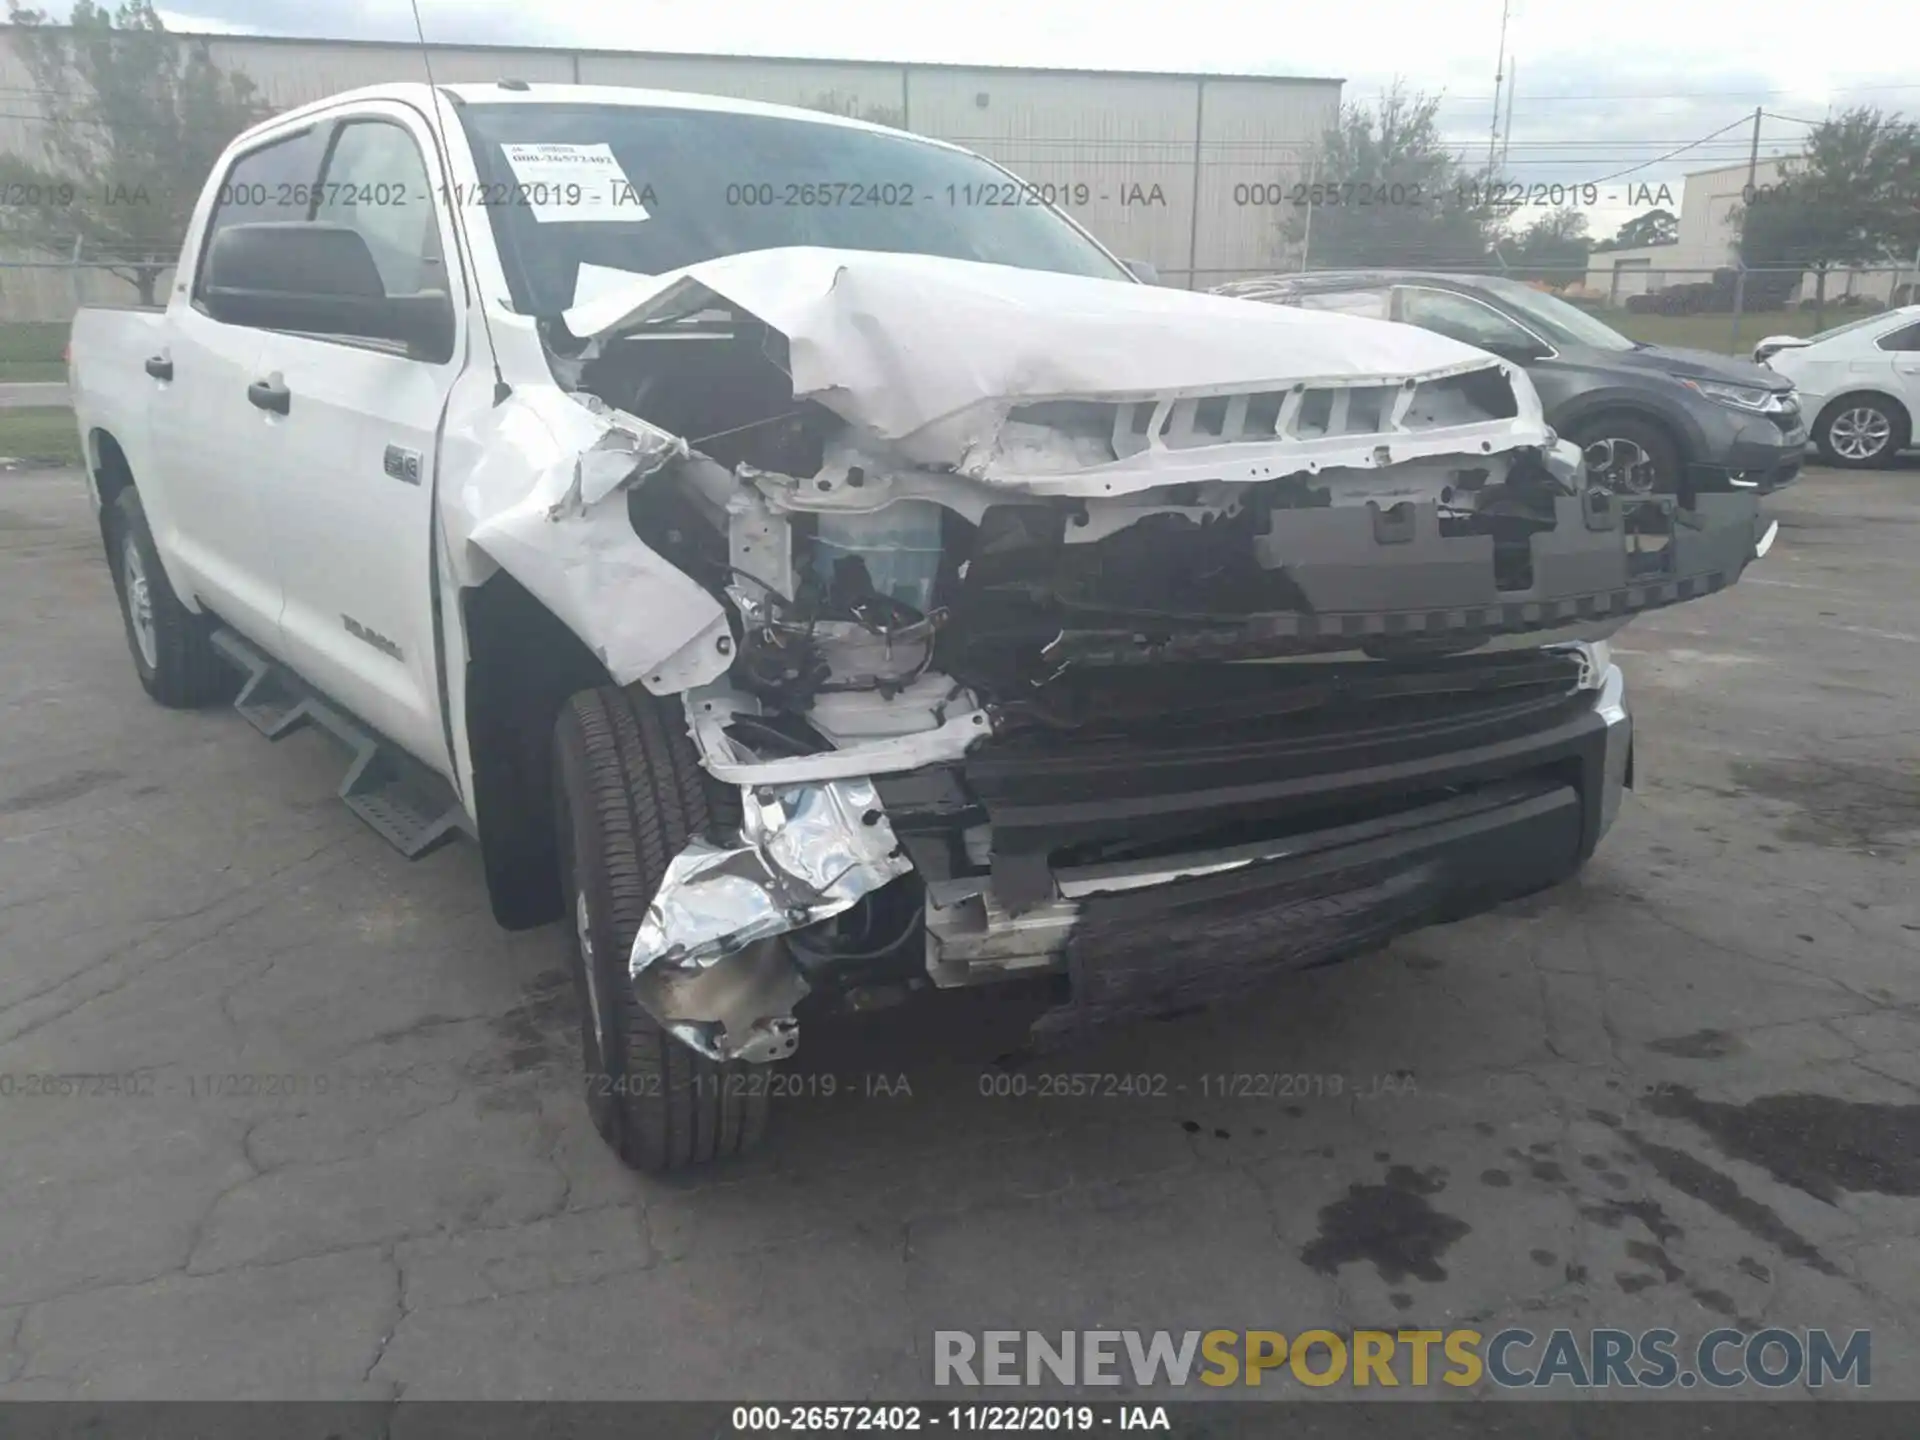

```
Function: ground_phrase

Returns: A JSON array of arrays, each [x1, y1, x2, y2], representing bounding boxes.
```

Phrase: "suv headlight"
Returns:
[[1678, 377, 1786, 413]]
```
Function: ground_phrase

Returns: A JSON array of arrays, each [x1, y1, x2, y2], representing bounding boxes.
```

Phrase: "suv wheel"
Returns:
[[1816, 396, 1908, 469], [1569, 417, 1681, 496], [552, 686, 770, 1173]]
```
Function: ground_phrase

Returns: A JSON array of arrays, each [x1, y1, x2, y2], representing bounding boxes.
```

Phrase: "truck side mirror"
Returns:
[[1123, 258, 1160, 285], [200, 222, 455, 363]]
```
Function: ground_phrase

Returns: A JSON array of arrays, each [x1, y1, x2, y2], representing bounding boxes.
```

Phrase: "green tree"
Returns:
[[1733, 106, 1920, 326], [1501, 207, 1591, 287], [1282, 84, 1502, 269], [0, 1, 264, 304], [1600, 207, 1677, 250]]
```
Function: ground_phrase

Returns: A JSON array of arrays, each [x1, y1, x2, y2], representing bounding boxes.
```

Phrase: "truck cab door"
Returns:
[[150, 124, 331, 654], [252, 107, 466, 775]]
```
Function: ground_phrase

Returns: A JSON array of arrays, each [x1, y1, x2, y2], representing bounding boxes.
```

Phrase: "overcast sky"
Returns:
[[148, 0, 1920, 242]]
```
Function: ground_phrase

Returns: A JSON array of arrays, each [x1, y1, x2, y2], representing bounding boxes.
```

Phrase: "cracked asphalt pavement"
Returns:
[[2, 464, 1918, 1402]]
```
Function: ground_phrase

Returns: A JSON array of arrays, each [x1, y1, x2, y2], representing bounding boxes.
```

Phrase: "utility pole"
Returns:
[[1730, 105, 1762, 353], [1500, 55, 1517, 173], [1487, 0, 1511, 177], [1299, 157, 1317, 272]]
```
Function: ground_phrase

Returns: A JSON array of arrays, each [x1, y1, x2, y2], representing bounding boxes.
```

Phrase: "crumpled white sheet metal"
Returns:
[[629, 777, 913, 1062], [449, 384, 732, 692], [562, 246, 1550, 463]]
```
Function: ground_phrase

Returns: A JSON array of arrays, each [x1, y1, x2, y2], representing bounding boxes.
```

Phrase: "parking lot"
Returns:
[[1, 462, 1917, 1401]]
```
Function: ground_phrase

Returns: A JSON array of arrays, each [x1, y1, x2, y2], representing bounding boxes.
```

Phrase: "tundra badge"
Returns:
[[343, 615, 404, 661], [383, 445, 423, 486]]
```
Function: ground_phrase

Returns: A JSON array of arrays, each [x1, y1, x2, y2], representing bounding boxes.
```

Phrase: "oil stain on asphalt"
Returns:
[[1726, 757, 1920, 854], [1302, 1164, 1470, 1285], [0, 767, 123, 815], [1647, 1085, 1920, 1203]]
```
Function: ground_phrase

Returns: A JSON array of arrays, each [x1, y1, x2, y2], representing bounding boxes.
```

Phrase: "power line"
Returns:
[[1574, 114, 1757, 186]]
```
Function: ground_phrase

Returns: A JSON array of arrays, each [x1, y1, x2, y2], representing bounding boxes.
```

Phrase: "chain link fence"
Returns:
[[0, 248, 177, 324], [1576, 262, 1916, 313], [1162, 260, 1920, 354]]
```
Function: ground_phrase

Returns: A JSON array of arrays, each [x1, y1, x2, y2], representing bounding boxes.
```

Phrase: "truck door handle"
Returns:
[[247, 378, 290, 415], [144, 355, 173, 381]]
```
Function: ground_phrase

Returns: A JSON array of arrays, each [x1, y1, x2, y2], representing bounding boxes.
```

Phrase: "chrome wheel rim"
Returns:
[[1829, 407, 1891, 462], [1582, 436, 1660, 495], [121, 536, 158, 668], [576, 889, 606, 1053]]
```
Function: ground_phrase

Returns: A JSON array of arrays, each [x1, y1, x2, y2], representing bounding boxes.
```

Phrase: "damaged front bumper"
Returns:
[[630, 649, 1635, 1063], [926, 659, 1631, 1044], [628, 776, 910, 1061]]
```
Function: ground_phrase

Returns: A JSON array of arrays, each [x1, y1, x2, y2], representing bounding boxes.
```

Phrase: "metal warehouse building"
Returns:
[[1583, 156, 1912, 308], [0, 30, 1339, 316]]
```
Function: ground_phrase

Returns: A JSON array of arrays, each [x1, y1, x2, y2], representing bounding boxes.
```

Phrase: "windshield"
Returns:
[[454, 103, 1129, 316], [1472, 275, 1637, 351]]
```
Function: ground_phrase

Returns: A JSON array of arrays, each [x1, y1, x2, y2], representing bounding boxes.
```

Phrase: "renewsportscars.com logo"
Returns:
[[933, 1328, 1871, 1390]]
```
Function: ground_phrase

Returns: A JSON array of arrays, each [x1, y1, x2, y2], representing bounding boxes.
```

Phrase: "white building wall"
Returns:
[[907, 68, 1203, 278], [1672, 157, 1791, 272], [200, 39, 576, 109], [575, 53, 905, 114], [1585, 155, 1914, 306], [1191, 78, 1342, 284], [1584, 249, 1662, 300], [0, 30, 1333, 291]]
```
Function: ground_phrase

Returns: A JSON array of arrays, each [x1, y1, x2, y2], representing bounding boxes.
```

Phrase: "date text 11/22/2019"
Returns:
[[1232, 180, 1677, 210]]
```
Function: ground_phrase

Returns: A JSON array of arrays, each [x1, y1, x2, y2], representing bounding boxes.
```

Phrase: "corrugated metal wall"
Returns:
[[1194, 78, 1336, 279], [0, 31, 1337, 318], [909, 69, 1201, 277], [575, 53, 905, 113]]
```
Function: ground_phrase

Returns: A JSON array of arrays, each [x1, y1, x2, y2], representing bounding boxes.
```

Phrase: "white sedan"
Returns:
[[1753, 305, 1920, 467]]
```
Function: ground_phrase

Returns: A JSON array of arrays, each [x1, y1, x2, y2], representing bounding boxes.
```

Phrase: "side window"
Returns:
[[1398, 288, 1540, 351], [1293, 288, 1391, 320], [193, 127, 328, 305], [1876, 322, 1920, 353], [313, 120, 447, 299]]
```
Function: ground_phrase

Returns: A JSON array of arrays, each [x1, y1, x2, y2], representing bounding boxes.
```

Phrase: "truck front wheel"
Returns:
[[551, 687, 770, 1173], [104, 488, 229, 708]]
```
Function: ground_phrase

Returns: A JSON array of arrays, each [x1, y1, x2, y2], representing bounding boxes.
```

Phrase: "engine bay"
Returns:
[[560, 309, 1716, 775]]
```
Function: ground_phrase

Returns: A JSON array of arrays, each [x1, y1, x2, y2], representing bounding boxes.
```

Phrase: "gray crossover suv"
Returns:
[[1218, 271, 1807, 497]]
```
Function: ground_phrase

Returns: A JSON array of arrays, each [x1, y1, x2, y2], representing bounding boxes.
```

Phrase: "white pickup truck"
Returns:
[[69, 81, 1775, 1172]]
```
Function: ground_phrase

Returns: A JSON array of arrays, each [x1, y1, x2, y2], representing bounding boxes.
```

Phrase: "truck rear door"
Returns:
[[250, 102, 465, 773]]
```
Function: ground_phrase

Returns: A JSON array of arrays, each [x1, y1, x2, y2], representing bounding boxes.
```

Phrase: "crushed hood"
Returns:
[[563, 246, 1546, 454]]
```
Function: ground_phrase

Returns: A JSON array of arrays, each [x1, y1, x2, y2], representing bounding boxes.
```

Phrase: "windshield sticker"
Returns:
[[499, 142, 649, 223]]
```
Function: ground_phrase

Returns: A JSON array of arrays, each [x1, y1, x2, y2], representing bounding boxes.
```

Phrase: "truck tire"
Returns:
[[552, 686, 769, 1173], [104, 488, 229, 708]]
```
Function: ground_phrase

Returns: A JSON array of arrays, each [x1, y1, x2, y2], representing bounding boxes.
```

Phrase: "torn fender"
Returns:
[[445, 385, 731, 693], [629, 777, 913, 1062]]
